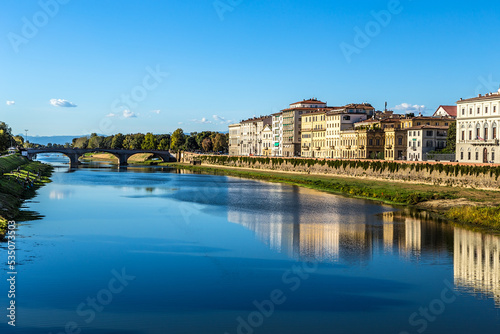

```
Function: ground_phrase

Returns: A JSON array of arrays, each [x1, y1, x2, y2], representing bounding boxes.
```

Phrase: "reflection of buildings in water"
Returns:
[[227, 184, 453, 264], [454, 228, 500, 307]]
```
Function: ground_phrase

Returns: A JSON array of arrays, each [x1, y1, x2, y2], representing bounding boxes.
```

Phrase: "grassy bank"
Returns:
[[446, 207, 500, 231], [0, 155, 53, 237], [164, 162, 500, 232]]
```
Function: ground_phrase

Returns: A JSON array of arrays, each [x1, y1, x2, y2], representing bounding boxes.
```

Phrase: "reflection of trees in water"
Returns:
[[454, 228, 500, 307]]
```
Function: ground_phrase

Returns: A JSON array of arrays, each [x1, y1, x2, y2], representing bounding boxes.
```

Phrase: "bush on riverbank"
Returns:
[[446, 206, 500, 230]]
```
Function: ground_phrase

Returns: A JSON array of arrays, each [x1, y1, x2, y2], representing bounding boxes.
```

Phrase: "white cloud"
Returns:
[[394, 103, 426, 113], [123, 109, 137, 118], [178, 122, 184, 125], [6, 100, 15, 106], [212, 114, 232, 124], [106, 113, 117, 117], [50, 99, 77, 108], [151, 109, 161, 114], [191, 117, 213, 124]]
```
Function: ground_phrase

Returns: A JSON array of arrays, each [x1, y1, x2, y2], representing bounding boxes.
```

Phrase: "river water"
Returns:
[[1, 154, 499, 334]]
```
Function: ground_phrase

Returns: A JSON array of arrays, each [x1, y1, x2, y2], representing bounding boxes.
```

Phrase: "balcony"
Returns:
[[315, 147, 321, 151], [466, 139, 500, 146], [302, 147, 310, 151], [330, 146, 335, 149], [385, 145, 393, 149]]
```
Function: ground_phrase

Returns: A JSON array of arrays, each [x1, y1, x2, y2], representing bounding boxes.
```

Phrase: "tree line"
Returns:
[[68, 129, 228, 153]]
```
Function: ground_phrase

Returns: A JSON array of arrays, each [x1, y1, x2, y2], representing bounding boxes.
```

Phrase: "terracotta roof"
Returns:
[[241, 116, 272, 123], [435, 105, 457, 117], [457, 92, 500, 103], [405, 125, 449, 130], [290, 98, 326, 106]]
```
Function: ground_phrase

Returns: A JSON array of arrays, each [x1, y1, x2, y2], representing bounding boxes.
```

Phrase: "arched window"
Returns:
[[484, 123, 489, 140], [493, 122, 497, 139], [476, 123, 481, 139]]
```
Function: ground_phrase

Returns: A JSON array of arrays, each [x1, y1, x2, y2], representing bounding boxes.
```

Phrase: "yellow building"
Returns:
[[400, 116, 453, 129], [384, 128, 408, 160], [301, 110, 328, 158]]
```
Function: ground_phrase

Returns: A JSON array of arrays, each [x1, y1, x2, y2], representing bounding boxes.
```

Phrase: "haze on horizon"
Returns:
[[1, 0, 499, 136]]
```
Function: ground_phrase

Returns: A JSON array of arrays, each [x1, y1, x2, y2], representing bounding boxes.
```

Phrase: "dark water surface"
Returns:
[[1, 154, 499, 334]]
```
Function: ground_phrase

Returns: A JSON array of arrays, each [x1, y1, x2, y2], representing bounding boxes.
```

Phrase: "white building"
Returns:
[[326, 104, 373, 158], [457, 90, 500, 164], [261, 124, 273, 156], [271, 112, 283, 157], [228, 123, 241, 156], [239, 116, 272, 156], [407, 126, 448, 161]]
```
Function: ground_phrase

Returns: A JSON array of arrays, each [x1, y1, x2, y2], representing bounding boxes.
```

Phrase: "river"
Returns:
[[1, 154, 499, 334]]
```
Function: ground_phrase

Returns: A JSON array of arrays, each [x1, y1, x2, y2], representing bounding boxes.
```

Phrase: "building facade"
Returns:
[[326, 104, 372, 158], [301, 110, 328, 158], [407, 126, 448, 161], [457, 91, 500, 164], [280, 99, 327, 157], [384, 128, 407, 160], [261, 124, 273, 156], [228, 123, 241, 156]]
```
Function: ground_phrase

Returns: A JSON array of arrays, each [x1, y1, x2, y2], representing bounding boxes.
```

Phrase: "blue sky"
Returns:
[[1, 0, 499, 136]]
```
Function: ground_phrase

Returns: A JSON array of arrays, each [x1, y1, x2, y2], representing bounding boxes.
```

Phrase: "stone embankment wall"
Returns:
[[180, 152, 500, 190]]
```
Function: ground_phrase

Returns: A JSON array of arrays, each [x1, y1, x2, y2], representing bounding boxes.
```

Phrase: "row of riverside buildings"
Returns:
[[229, 89, 500, 163]]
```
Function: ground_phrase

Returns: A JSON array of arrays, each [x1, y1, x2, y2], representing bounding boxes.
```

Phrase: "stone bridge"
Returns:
[[26, 148, 176, 167]]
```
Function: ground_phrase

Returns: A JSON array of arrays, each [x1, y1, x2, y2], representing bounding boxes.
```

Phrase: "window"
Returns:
[[460, 152, 464, 160], [468, 152, 471, 160], [493, 124, 497, 139], [462, 108, 465, 115], [369, 139, 373, 145], [494, 106, 497, 113], [461, 131, 465, 141], [469, 131, 472, 140], [376, 139, 380, 146], [493, 152, 495, 161], [486, 107, 489, 113], [478, 107, 481, 114], [476, 152, 479, 160], [484, 125, 489, 140], [426, 131, 433, 136], [398, 137, 402, 145]]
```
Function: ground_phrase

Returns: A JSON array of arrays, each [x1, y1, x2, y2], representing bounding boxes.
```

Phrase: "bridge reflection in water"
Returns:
[[226, 184, 500, 307], [26, 148, 175, 167]]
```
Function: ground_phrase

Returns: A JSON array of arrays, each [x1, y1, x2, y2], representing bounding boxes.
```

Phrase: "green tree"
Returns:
[[131, 133, 145, 149], [157, 138, 169, 150], [0, 122, 13, 151], [446, 121, 456, 153], [212, 133, 227, 152], [170, 129, 186, 152], [142, 133, 157, 150], [202, 137, 213, 152], [184, 136, 199, 151], [88, 135, 103, 149], [72, 136, 89, 149], [122, 135, 134, 149], [13, 135, 24, 147], [111, 133, 125, 149]]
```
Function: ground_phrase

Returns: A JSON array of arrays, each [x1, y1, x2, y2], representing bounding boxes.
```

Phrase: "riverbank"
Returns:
[[0, 155, 53, 238], [164, 162, 500, 233]]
